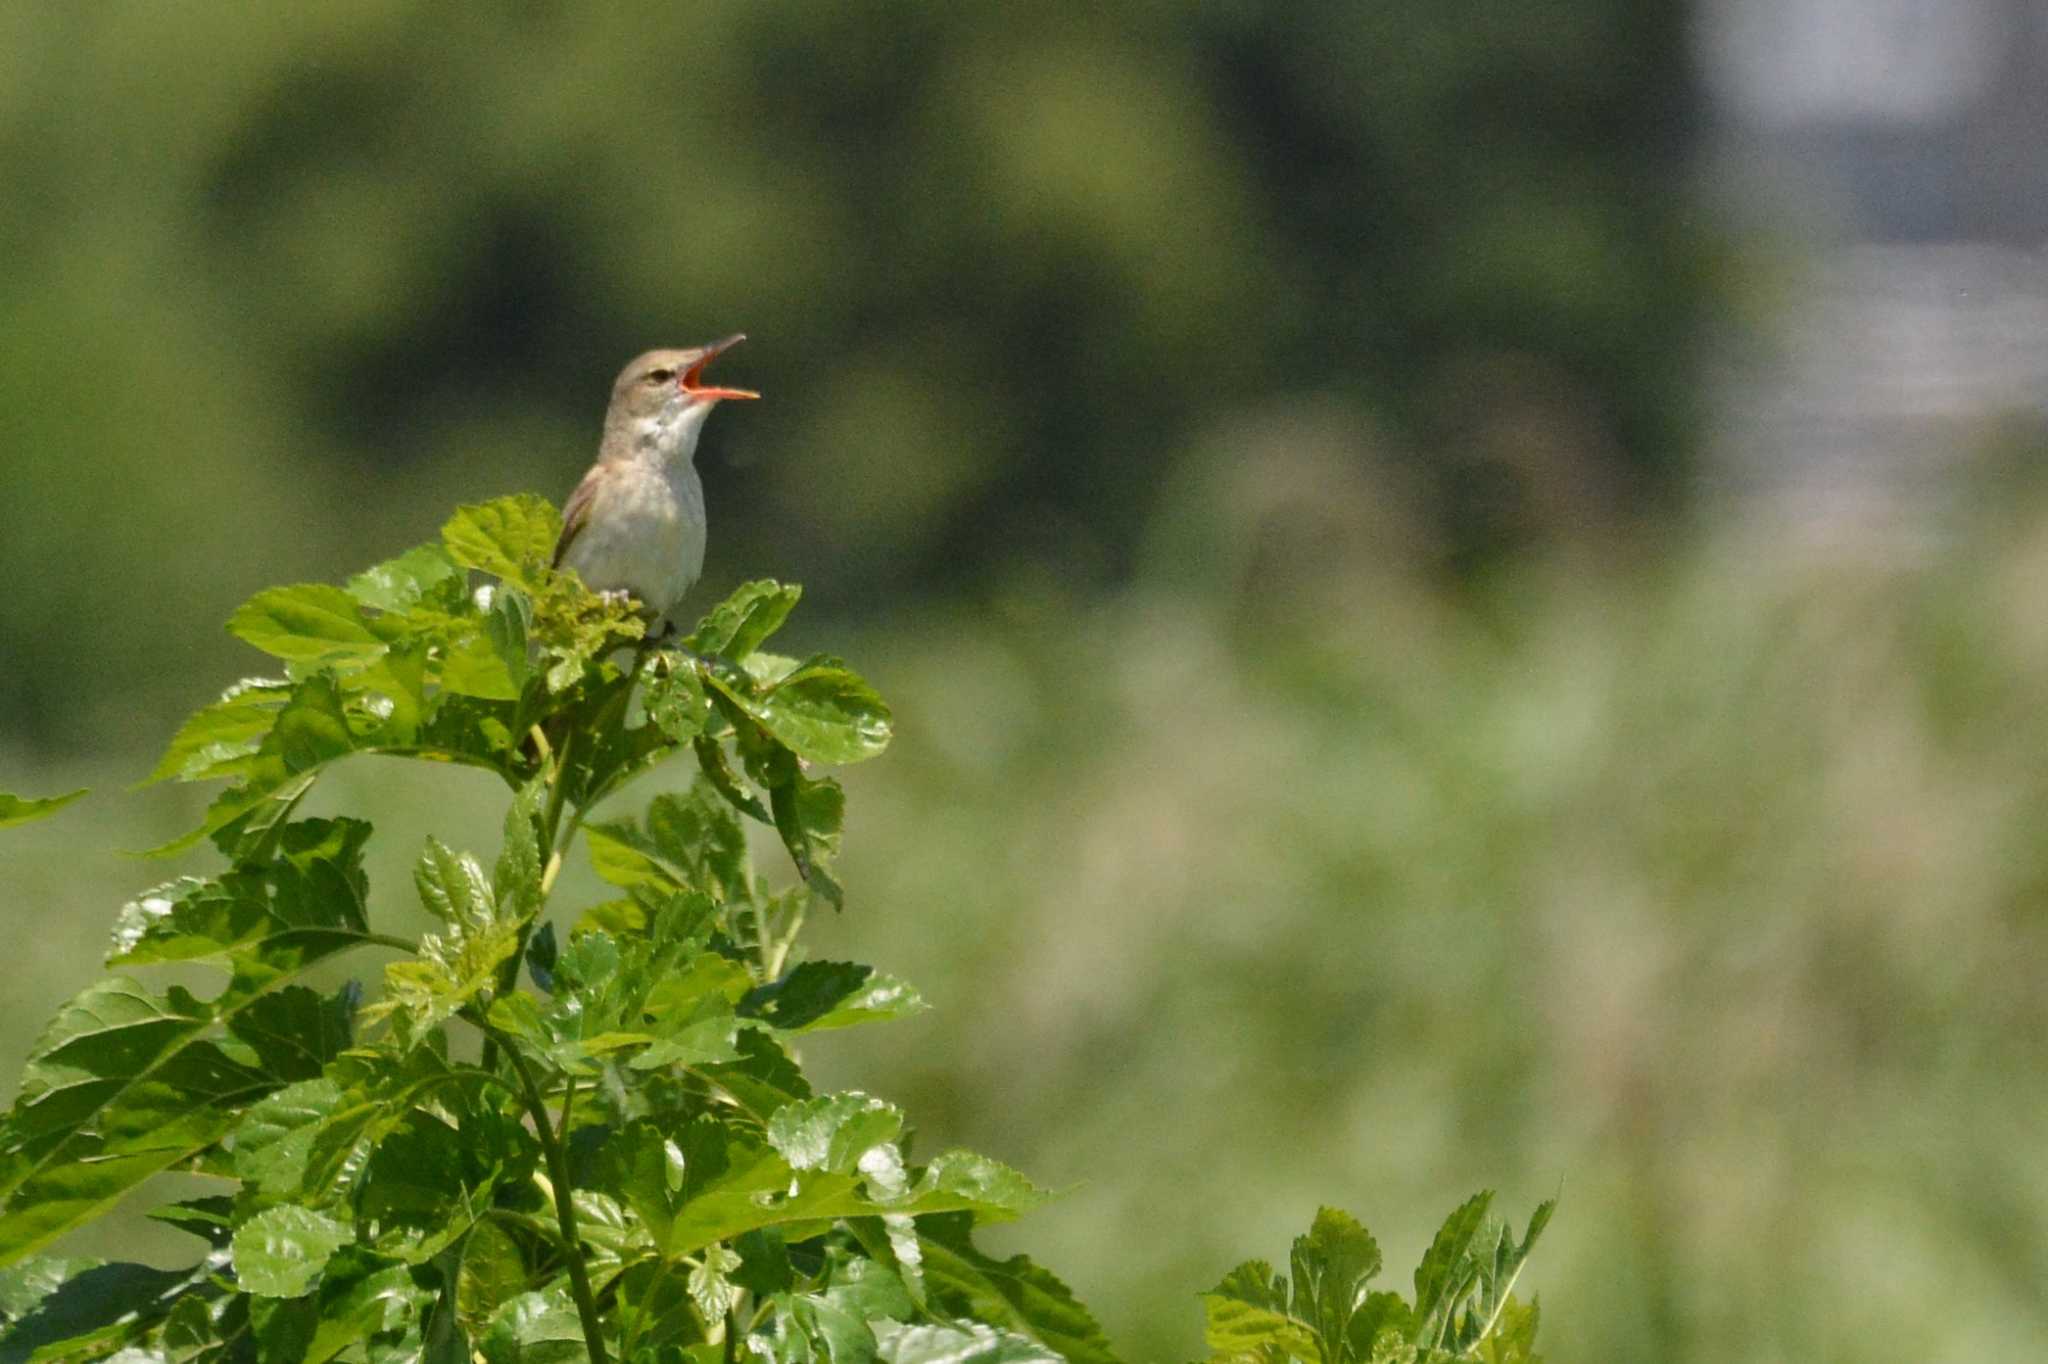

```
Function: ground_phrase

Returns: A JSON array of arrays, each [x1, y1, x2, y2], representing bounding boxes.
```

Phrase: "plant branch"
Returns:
[[498, 1029, 610, 1364]]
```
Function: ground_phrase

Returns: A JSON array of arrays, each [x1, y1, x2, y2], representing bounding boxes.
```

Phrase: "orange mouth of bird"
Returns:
[[683, 334, 759, 401]]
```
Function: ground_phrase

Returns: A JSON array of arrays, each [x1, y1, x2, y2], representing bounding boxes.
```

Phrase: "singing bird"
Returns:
[[553, 336, 758, 625]]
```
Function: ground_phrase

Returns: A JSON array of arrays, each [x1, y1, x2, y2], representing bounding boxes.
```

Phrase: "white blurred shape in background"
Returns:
[[1694, 0, 2048, 537]]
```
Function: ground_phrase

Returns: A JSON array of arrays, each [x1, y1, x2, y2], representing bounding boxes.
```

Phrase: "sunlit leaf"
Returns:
[[766, 1093, 905, 1175], [706, 656, 892, 765], [0, 788, 88, 831], [347, 543, 463, 613], [874, 1320, 1063, 1364], [741, 962, 927, 1033], [479, 1281, 589, 1364], [443, 495, 562, 593], [233, 1204, 352, 1297], [689, 580, 802, 659], [229, 584, 391, 665]]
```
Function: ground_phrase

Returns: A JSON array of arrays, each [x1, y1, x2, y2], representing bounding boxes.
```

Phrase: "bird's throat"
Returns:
[[623, 401, 713, 469]]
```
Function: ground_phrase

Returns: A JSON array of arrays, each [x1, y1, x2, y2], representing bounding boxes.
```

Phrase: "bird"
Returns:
[[553, 336, 758, 628]]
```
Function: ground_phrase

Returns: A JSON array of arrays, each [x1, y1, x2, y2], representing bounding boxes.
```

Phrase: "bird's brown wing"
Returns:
[[554, 465, 603, 568]]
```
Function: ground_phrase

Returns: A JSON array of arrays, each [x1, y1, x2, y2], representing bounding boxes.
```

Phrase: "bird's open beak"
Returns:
[[681, 333, 760, 401]]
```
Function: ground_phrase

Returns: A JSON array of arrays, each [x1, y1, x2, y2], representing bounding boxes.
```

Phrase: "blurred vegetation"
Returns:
[[0, 0, 1713, 753], [16, 4, 2042, 1364]]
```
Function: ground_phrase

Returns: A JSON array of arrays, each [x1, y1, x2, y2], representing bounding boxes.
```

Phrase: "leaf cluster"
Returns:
[[0, 498, 1112, 1364], [0, 495, 1553, 1364], [1199, 1199, 1553, 1364]]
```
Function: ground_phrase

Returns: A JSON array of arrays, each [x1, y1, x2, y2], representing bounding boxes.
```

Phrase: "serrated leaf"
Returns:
[[142, 675, 369, 857], [586, 786, 752, 903], [479, 1282, 590, 1364], [706, 657, 892, 766], [229, 584, 390, 664], [689, 580, 802, 659], [1412, 1191, 1491, 1342], [741, 962, 927, 1033], [766, 1093, 904, 1175], [443, 495, 562, 592], [415, 838, 496, 927], [0, 979, 276, 1265], [302, 1252, 437, 1361], [690, 1242, 745, 1322], [233, 1204, 352, 1297], [0, 788, 88, 830], [144, 678, 293, 785], [1203, 1260, 1318, 1364], [873, 1321, 1063, 1364], [232, 1079, 355, 1199], [495, 777, 547, 921], [1290, 1207, 1382, 1359], [917, 1215, 1122, 1364], [346, 543, 463, 613], [113, 819, 376, 974]]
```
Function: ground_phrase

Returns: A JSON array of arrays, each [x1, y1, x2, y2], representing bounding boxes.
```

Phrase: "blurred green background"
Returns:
[[7, 3, 2048, 1360]]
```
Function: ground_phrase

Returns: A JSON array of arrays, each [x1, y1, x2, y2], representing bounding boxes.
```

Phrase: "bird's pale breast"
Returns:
[[559, 459, 706, 621]]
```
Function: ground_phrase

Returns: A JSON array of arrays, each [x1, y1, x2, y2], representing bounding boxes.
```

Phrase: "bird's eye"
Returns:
[[646, 368, 675, 384]]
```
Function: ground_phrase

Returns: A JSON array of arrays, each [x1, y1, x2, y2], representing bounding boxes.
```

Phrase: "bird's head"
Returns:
[[607, 335, 759, 460]]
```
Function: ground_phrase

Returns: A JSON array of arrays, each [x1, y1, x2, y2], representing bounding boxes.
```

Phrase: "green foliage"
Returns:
[[0, 497, 1549, 1363], [1200, 1200, 1552, 1364], [0, 790, 87, 831]]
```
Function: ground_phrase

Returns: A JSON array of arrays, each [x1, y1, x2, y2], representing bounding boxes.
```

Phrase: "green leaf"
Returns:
[[0, 979, 273, 1265], [586, 785, 753, 903], [643, 661, 711, 745], [233, 1203, 353, 1297], [707, 657, 893, 765], [0, 1254, 102, 1321], [1203, 1260, 1318, 1364], [456, 1218, 531, 1340], [375, 834, 529, 1047], [1290, 1207, 1382, 1359], [444, 495, 562, 592], [0, 788, 88, 830], [770, 769, 846, 908], [766, 1093, 905, 1175], [229, 584, 391, 664], [145, 678, 293, 785], [415, 837, 497, 926], [0, 1258, 200, 1359], [690, 1242, 745, 1322], [228, 983, 357, 1081], [347, 543, 463, 613], [479, 1281, 591, 1364], [742, 962, 928, 1033], [495, 777, 547, 921], [232, 1078, 346, 1198], [144, 674, 377, 857], [689, 580, 802, 659], [917, 1215, 1122, 1364], [301, 1252, 438, 1362], [874, 1321, 1064, 1364], [1411, 1191, 1491, 1346], [112, 819, 376, 973]]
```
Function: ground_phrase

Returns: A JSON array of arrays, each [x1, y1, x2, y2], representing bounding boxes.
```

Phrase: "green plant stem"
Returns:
[[499, 1033, 610, 1364], [484, 723, 581, 1077]]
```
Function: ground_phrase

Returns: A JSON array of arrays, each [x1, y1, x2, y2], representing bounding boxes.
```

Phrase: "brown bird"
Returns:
[[553, 336, 758, 625]]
